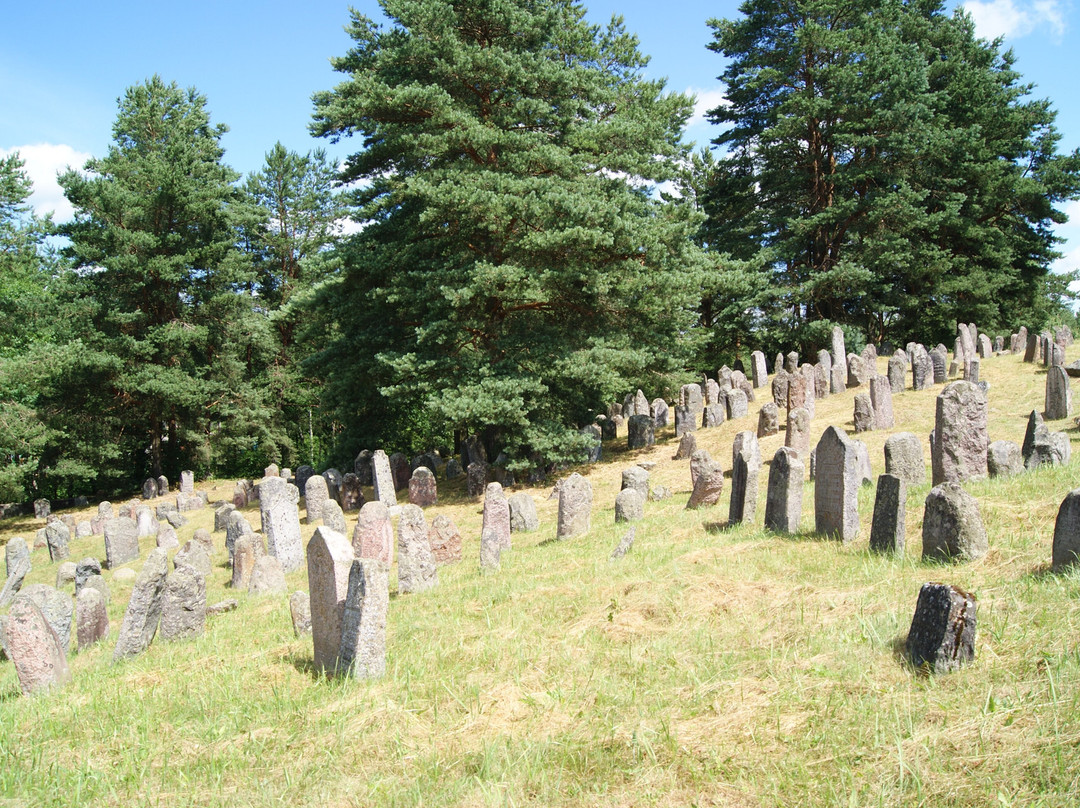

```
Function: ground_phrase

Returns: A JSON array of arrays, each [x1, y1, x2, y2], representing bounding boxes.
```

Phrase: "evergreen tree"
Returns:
[[706, 0, 1080, 349], [57, 76, 276, 486], [311, 0, 707, 468]]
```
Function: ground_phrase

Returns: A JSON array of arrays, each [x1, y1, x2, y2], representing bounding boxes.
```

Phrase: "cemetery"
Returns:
[[0, 329, 1078, 806]]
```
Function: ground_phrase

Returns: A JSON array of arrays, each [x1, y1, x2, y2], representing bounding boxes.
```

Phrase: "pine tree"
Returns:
[[311, 0, 707, 468]]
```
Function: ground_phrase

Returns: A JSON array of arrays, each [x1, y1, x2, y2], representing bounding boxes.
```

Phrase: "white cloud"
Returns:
[[0, 143, 92, 222], [962, 0, 1067, 40], [686, 87, 729, 129]]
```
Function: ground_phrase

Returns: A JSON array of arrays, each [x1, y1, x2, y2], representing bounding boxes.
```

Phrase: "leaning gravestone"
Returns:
[[729, 431, 761, 525], [306, 527, 355, 673], [76, 587, 109, 651], [159, 568, 206, 642], [508, 493, 539, 533], [690, 449, 713, 489], [1051, 489, 1080, 571], [304, 474, 330, 525], [353, 501, 393, 564], [371, 450, 397, 508], [4, 596, 70, 695], [922, 483, 988, 562], [1022, 410, 1071, 469], [104, 517, 139, 569], [931, 381, 988, 486], [627, 414, 655, 450], [113, 548, 169, 661], [397, 505, 437, 594], [702, 402, 726, 428], [1044, 365, 1072, 421], [869, 474, 906, 555], [5, 536, 30, 581], [338, 559, 389, 679], [428, 514, 463, 564], [814, 426, 860, 542], [259, 476, 304, 574], [686, 459, 724, 509], [482, 483, 512, 551], [764, 447, 803, 534], [905, 583, 976, 674], [556, 473, 592, 539], [20, 584, 73, 656]]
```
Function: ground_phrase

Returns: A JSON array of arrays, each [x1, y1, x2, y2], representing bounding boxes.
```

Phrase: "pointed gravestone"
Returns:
[[814, 426, 860, 542], [1022, 410, 1071, 469], [113, 548, 169, 661], [397, 505, 437, 594], [728, 431, 761, 525], [1045, 365, 1072, 421], [353, 501, 393, 564], [556, 473, 592, 539], [1051, 489, 1080, 571], [306, 527, 355, 673], [764, 446, 803, 534], [650, 399, 669, 429], [322, 500, 348, 534], [931, 381, 988, 486], [338, 560, 389, 679]]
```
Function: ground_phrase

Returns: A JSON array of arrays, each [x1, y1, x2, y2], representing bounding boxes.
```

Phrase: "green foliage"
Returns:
[[705, 0, 1080, 350], [310, 0, 708, 466]]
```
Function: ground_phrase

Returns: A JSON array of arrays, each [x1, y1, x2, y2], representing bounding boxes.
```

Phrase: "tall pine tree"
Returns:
[[311, 0, 708, 468]]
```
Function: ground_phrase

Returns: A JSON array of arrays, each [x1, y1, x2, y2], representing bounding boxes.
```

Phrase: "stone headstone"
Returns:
[[1052, 489, 1080, 571], [406, 467, 438, 507], [627, 414, 655, 450], [784, 351, 799, 374], [113, 548, 169, 661], [869, 474, 906, 555], [353, 501, 393, 564], [354, 450, 375, 486], [853, 393, 874, 434], [249, 555, 287, 595], [482, 483, 512, 551], [466, 461, 489, 498], [45, 521, 70, 563], [33, 498, 50, 520], [480, 526, 502, 570], [846, 354, 867, 388], [686, 458, 724, 509], [728, 431, 761, 525], [1024, 332, 1038, 362], [387, 453, 410, 493], [814, 362, 830, 398], [726, 388, 748, 419], [159, 568, 206, 642], [231, 534, 259, 590], [338, 559, 389, 679], [1045, 366, 1072, 420], [322, 499, 348, 534], [507, 493, 538, 533], [135, 506, 157, 539], [784, 407, 811, 459], [304, 474, 329, 525], [771, 370, 790, 409], [556, 473, 592, 539], [179, 470, 194, 495], [581, 424, 602, 463], [293, 465, 315, 496], [689, 448, 713, 490], [141, 478, 157, 500], [1022, 409, 1071, 469], [75, 521, 91, 539], [290, 591, 312, 637], [764, 447, 803, 534], [609, 527, 636, 560], [397, 504, 437, 594], [702, 402, 726, 428], [987, 440, 1023, 478], [5, 536, 30, 581], [757, 402, 779, 437], [259, 477, 304, 573], [306, 527, 355, 673], [674, 431, 697, 460], [931, 381, 988, 486], [905, 583, 976, 674], [225, 511, 254, 565], [814, 426, 860, 542], [922, 483, 988, 562], [173, 541, 212, 581], [887, 354, 906, 394], [620, 466, 649, 503], [103, 517, 139, 570], [445, 458, 463, 479], [650, 398, 669, 428], [371, 450, 397, 507], [75, 587, 109, 651], [614, 488, 644, 523], [929, 348, 947, 384], [154, 476, 168, 497], [214, 503, 236, 533], [680, 383, 704, 417], [674, 405, 695, 438], [831, 326, 847, 381], [751, 351, 768, 388], [428, 514, 463, 565], [4, 596, 69, 694], [869, 375, 895, 430], [884, 432, 925, 486], [340, 473, 364, 512]]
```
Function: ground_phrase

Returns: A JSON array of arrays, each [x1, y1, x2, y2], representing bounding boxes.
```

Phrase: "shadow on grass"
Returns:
[[284, 650, 323, 679]]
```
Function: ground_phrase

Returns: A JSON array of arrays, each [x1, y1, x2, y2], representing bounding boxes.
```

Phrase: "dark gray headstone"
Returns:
[[814, 426, 859, 542], [1045, 366, 1072, 421], [764, 447, 803, 534], [869, 474, 906, 555], [340, 473, 364, 512], [353, 451, 374, 486], [905, 583, 976, 674], [728, 431, 761, 525], [1022, 409, 1071, 470], [650, 398, 669, 428], [627, 414, 655, 449], [1052, 489, 1080, 571], [294, 465, 316, 496], [466, 461, 489, 498]]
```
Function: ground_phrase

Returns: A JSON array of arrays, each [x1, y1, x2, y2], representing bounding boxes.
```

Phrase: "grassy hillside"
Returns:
[[1, 350, 1078, 807]]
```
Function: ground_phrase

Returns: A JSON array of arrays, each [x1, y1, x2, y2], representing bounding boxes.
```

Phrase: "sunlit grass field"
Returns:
[[1, 349, 1078, 807]]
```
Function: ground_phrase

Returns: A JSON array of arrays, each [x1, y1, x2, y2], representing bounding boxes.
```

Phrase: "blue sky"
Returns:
[[3, 0, 1078, 275]]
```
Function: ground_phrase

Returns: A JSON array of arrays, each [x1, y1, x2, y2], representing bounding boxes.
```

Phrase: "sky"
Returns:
[[3, 0, 1079, 278]]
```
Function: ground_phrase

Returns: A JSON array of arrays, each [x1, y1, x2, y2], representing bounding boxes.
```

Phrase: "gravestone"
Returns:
[[45, 521, 70, 562], [581, 424, 602, 463], [306, 527, 355, 673], [911, 346, 932, 391], [757, 402, 779, 437], [689, 449, 713, 490], [1051, 489, 1080, 571], [814, 426, 860, 542], [352, 501, 393, 564], [113, 548, 169, 661], [340, 473, 364, 512], [930, 348, 947, 384], [674, 405, 695, 438], [225, 511, 254, 565], [290, 592, 312, 637], [1024, 332, 1038, 362], [408, 467, 438, 507], [156, 476, 169, 497], [155, 523, 179, 551], [445, 458, 464, 479], [784, 407, 812, 459], [887, 353, 906, 394], [705, 379, 722, 406], [76, 587, 109, 651], [764, 447, 803, 534], [988, 440, 1023, 478], [294, 465, 315, 497], [556, 473, 592, 539], [846, 354, 867, 388], [869, 474, 906, 555], [771, 370, 790, 409], [159, 568, 206, 642], [931, 381, 988, 486], [371, 450, 397, 508], [480, 527, 501, 571], [650, 398, 669, 428], [621, 466, 649, 503], [787, 374, 808, 412], [135, 507, 157, 539], [388, 453, 411, 493], [5, 536, 30, 581], [173, 541, 211, 580], [507, 493, 539, 533], [397, 505, 437, 594], [615, 489, 644, 523], [55, 562, 76, 590], [249, 555, 287, 595], [338, 560, 389, 679], [726, 388, 748, 419], [922, 483, 988, 562], [259, 477, 304, 573], [482, 483, 512, 551], [19, 584, 73, 656], [853, 393, 874, 434], [728, 431, 761, 525], [1045, 366, 1072, 420], [799, 364, 816, 417], [751, 351, 768, 388], [831, 327, 848, 386], [884, 432, 925, 486], [680, 384, 704, 418], [214, 503, 236, 533], [180, 471, 194, 495], [33, 499, 50, 520], [322, 500, 347, 534], [627, 414, 655, 449], [814, 362, 830, 399], [784, 351, 799, 374], [686, 459, 724, 509], [141, 478, 157, 500], [1022, 410, 1071, 469], [466, 461, 489, 498], [905, 583, 977, 674], [104, 517, 139, 569], [609, 527, 636, 561], [674, 431, 697, 460], [231, 535, 260, 590], [702, 403, 726, 428], [353, 451, 374, 486], [869, 375, 895, 430], [3, 596, 69, 695]]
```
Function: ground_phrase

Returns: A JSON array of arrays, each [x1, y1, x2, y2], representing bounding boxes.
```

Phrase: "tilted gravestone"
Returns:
[[1022, 410, 1071, 470], [159, 568, 206, 642], [1044, 365, 1072, 421], [674, 431, 697, 459], [686, 457, 724, 510], [4, 596, 70, 695], [905, 583, 976, 674], [306, 527, 355, 673], [764, 447, 803, 535], [338, 560, 389, 679], [45, 521, 70, 563], [814, 426, 860, 542], [113, 548, 169, 661]]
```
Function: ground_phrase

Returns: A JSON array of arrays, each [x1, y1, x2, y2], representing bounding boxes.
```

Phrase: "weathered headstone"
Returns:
[[650, 398, 669, 429], [371, 449, 397, 508], [353, 501, 393, 564], [338, 559, 389, 679], [1022, 409, 1071, 469], [680, 383, 704, 418], [814, 426, 860, 542], [884, 432, 925, 486], [5, 536, 30, 581], [259, 477, 304, 573], [225, 511, 254, 565], [387, 453, 411, 493], [465, 461, 488, 499], [75, 587, 109, 651], [4, 596, 69, 694], [135, 506, 157, 539], [869, 474, 906, 555], [728, 431, 761, 524], [290, 591, 312, 637], [159, 568, 206, 642], [609, 527, 636, 561], [141, 478, 157, 500], [674, 431, 697, 460], [615, 488, 644, 523], [987, 440, 1023, 478], [304, 474, 329, 525], [480, 526, 502, 571], [1051, 489, 1080, 571], [482, 483, 512, 551], [931, 381, 988, 486], [213, 503, 236, 533], [104, 517, 139, 569], [887, 353, 906, 394], [784, 407, 811, 459], [846, 354, 867, 388], [306, 527, 355, 673], [179, 470, 194, 495], [620, 467, 649, 503], [45, 521, 70, 562], [905, 583, 977, 674], [764, 447, 803, 534], [322, 500, 348, 534], [507, 493, 538, 534], [853, 393, 874, 434], [340, 473, 364, 512], [33, 498, 50, 520], [556, 473, 592, 539], [922, 483, 988, 562], [686, 458, 724, 509], [293, 465, 315, 497], [408, 467, 438, 507], [580, 424, 602, 463], [702, 402, 726, 428], [869, 375, 895, 430], [751, 351, 768, 388], [249, 555, 287, 595], [426, 515, 462, 566], [726, 388, 749, 419], [1045, 365, 1072, 420], [627, 414, 655, 449], [689, 449, 713, 490], [771, 370, 790, 409], [113, 548, 169, 661], [397, 504, 437, 594], [757, 402, 779, 437]]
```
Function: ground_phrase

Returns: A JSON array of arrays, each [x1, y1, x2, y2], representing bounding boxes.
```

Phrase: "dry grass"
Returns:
[[1, 347, 1079, 806]]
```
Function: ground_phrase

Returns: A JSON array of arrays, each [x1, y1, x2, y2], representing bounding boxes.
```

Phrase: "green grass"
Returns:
[[1, 350, 1079, 806]]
